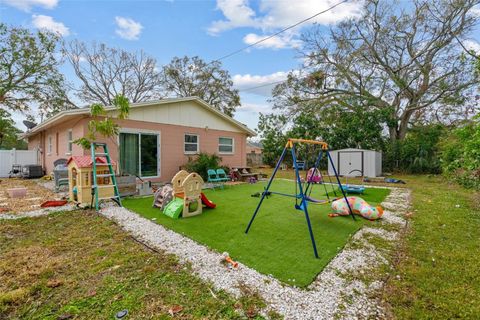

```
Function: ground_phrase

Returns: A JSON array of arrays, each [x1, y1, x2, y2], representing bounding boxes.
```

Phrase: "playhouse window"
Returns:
[[219, 137, 234, 154], [184, 134, 199, 154], [119, 132, 159, 178]]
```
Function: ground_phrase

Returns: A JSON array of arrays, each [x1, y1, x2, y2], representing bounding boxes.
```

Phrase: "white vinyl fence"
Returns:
[[0, 149, 39, 177]]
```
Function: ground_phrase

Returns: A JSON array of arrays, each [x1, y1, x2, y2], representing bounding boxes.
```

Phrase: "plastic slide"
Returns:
[[200, 193, 216, 208], [163, 197, 184, 219]]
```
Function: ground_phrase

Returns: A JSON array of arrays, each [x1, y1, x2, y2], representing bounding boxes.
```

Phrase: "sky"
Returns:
[[1, 0, 479, 133]]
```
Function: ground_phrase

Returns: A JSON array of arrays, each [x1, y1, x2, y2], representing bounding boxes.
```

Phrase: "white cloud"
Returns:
[[243, 32, 302, 49], [464, 40, 480, 53], [115, 16, 143, 40], [233, 71, 294, 96], [4, 0, 58, 11], [208, 0, 364, 35], [208, 0, 258, 35], [237, 102, 271, 113], [32, 14, 70, 36]]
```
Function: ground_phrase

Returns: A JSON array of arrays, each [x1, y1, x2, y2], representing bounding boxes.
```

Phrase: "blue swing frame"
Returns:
[[245, 138, 356, 258]]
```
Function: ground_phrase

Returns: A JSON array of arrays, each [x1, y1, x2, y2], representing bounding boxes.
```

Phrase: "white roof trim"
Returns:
[[23, 97, 256, 137]]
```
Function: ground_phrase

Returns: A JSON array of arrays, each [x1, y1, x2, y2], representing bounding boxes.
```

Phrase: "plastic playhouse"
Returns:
[[153, 170, 216, 219], [67, 156, 116, 205]]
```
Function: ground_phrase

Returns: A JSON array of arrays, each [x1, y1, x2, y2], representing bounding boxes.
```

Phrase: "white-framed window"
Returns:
[[184, 134, 199, 154], [47, 135, 53, 155], [67, 129, 73, 154], [219, 137, 234, 154]]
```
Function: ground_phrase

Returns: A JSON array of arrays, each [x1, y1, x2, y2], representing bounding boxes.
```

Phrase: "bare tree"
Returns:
[[273, 0, 479, 141], [160, 56, 240, 117], [64, 40, 164, 105]]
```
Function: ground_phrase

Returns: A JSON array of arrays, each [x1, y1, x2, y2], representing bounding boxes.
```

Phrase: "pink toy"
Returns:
[[331, 196, 384, 220], [306, 168, 322, 183]]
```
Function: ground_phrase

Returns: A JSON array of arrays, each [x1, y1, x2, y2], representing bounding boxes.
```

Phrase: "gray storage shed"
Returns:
[[328, 148, 382, 177]]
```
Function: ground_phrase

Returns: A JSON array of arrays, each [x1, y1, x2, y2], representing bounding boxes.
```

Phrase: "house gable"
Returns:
[[108, 99, 247, 133]]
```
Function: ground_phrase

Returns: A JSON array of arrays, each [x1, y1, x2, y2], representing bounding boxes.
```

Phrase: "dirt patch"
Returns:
[[0, 178, 63, 214]]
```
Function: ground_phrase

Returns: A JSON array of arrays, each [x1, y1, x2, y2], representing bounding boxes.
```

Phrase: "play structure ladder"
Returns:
[[91, 142, 122, 211]]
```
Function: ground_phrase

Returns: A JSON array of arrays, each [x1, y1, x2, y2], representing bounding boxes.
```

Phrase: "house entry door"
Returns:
[[119, 132, 159, 178]]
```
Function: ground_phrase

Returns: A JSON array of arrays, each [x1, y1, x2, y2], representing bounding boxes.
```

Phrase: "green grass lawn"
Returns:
[[0, 211, 267, 319], [124, 180, 390, 287], [383, 175, 480, 318]]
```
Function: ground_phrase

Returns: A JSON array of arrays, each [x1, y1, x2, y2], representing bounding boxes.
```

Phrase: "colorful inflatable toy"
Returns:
[[331, 196, 383, 220]]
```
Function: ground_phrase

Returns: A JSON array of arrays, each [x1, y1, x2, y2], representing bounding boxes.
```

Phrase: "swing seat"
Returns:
[[305, 196, 329, 204]]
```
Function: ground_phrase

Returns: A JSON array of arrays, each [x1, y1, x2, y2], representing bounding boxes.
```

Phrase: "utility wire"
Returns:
[[212, 0, 349, 63], [238, 79, 288, 92]]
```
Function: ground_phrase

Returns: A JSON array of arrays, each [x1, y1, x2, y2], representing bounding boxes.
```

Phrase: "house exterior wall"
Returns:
[[246, 145, 262, 154], [28, 116, 248, 182], [27, 117, 88, 174], [110, 118, 247, 181], [109, 100, 246, 133]]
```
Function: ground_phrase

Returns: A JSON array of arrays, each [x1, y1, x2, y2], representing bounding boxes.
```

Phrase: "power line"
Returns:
[[238, 79, 288, 92], [213, 0, 349, 63]]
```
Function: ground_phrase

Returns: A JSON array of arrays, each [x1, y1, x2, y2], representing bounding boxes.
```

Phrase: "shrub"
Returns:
[[383, 125, 443, 174], [184, 153, 223, 181], [440, 116, 480, 189]]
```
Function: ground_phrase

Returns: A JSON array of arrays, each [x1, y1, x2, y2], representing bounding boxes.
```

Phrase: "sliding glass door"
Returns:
[[119, 132, 159, 178]]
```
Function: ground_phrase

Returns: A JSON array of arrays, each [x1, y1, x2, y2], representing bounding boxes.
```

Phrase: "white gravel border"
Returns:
[[100, 186, 411, 319], [0, 204, 77, 220]]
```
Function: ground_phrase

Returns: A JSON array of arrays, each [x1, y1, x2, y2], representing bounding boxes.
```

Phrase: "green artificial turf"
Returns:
[[123, 180, 390, 287]]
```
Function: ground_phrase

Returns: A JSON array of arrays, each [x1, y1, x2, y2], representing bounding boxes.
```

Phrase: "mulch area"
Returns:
[[0, 178, 63, 214]]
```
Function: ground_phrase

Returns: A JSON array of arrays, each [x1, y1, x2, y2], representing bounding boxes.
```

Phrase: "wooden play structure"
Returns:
[[67, 156, 116, 205], [166, 170, 204, 218]]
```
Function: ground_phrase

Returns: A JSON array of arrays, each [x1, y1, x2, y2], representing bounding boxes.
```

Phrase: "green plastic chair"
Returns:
[[216, 168, 230, 182], [207, 169, 223, 190]]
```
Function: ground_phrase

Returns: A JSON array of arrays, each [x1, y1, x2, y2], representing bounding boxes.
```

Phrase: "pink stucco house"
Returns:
[[24, 97, 256, 182]]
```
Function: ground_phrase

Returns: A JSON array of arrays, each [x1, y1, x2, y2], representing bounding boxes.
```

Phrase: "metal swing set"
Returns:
[[245, 138, 356, 258]]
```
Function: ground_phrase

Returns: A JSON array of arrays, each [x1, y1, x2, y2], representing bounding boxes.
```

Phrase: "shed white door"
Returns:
[[338, 151, 363, 176]]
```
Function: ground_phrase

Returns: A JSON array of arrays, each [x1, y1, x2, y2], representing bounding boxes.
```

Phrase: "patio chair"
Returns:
[[207, 169, 225, 190], [216, 169, 230, 182]]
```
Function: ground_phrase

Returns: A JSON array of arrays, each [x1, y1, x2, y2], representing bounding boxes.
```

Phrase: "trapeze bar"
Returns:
[[287, 138, 328, 147]]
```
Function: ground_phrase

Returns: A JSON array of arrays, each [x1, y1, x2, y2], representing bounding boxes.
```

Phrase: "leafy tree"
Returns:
[[273, 0, 479, 142], [256, 113, 288, 166], [0, 109, 27, 150], [64, 40, 164, 105], [161, 56, 240, 116], [75, 95, 130, 149], [0, 23, 72, 114]]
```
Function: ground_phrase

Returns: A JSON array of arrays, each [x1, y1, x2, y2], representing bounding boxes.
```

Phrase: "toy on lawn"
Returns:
[[306, 167, 322, 183], [245, 138, 356, 259], [330, 196, 383, 220], [222, 252, 238, 269], [156, 170, 216, 219], [342, 170, 366, 194], [153, 184, 174, 211], [67, 156, 116, 205]]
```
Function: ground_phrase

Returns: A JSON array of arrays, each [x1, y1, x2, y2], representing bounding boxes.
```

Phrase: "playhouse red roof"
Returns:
[[67, 156, 116, 168]]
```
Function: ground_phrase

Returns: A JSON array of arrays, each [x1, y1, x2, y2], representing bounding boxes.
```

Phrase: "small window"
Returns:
[[219, 137, 233, 154], [184, 134, 199, 154], [67, 129, 73, 154], [47, 135, 52, 154]]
